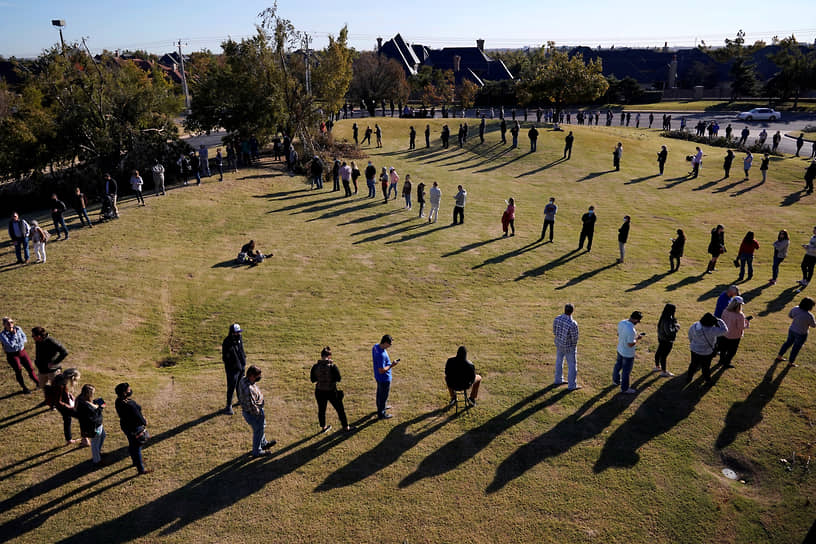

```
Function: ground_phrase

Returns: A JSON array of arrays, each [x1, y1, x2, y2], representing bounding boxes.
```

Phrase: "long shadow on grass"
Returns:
[[351, 217, 416, 236], [756, 286, 800, 317], [474, 239, 549, 270], [253, 188, 312, 200], [54, 414, 376, 544], [555, 262, 618, 290], [697, 283, 730, 303], [576, 170, 615, 182], [304, 199, 384, 221], [625, 174, 659, 185], [514, 248, 582, 279], [442, 236, 505, 258], [657, 175, 693, 190], [665, 272, 707, 291], [626, 271, 674, 292], [0, 411, 222, 539], [486, 380, 652, 493], [730, 179, 765, 197], [0, 447, 77, 482], [593, 366, 727, 473], [712, 178, 748, 194], [516, 158, 565, 178], [715, 359, 790, 451], [780, 189, 806, 207], [0, 406, 49, 431], [267, 194, 340, 214], [474, 150, 531, 173], [384, 223, 453, 244], [399, 386, 566, 488], [353, 221, 426, 244], [0, 390, 25, 402], [692, 177, 725, 191], [317, 409, 448, 491], [337, 208, 403, 226]]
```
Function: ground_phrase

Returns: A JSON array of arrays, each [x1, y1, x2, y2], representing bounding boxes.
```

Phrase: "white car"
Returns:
[[736, 108, 781, 121]]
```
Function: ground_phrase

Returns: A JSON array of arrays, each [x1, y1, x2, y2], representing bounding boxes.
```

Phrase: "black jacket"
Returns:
[[103, 177, 118, 195], [76, 400, 104, 438], [365, 164, 376, 180], [581, 212, 597, 232], [34, 335, 68, 374], [310, 360, 341, 392], [618, 221, 630, 243], [445, 357, 476, 390], [222, 334, 246, 371], [51, 199, 67, 219], [115, 397, 146, 434]]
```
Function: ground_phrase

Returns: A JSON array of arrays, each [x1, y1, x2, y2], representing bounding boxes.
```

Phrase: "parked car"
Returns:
[[736, 108, 781, 121]]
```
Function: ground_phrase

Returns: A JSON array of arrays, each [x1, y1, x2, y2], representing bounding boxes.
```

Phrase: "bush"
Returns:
[[661, 130, 783, 156]]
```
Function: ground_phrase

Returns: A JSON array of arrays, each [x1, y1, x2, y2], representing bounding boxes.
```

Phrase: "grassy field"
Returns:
[[1, 118, 815, 544], [614, 100, 816, 113]]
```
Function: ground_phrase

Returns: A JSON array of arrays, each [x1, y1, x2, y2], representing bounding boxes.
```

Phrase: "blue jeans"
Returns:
[[772, 255, 785, 281], [366, 179, 375, 197], [52, 216, 69, 237], [126, 433, 146, 473], [77, 208, 92, 227], [225, 366, 243, 408], [90, 426, 106, 463], [375, 380, 391, 417], [13, 237, 29, 262], [779, 330, 808, 364], [404, 193, 412, 208], [738, 254, 753, 279], [313, 175, 323, 189], [613, 353, 634, 391], [388, 183, 398, 199], [555, 346, 578, 388], [242, 409, 268, 455]]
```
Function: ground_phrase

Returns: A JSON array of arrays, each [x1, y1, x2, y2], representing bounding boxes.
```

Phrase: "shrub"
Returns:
[[661, 130, 783, 155]]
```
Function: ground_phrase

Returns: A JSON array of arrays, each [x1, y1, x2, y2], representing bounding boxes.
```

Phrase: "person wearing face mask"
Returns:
[[115, 382, 152, 475], [578, 206, 597, 252], [238, 365, 276, 456], [222, 323, 246, 415]]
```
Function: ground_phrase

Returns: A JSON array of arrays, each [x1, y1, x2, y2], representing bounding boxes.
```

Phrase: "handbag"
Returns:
[[132, 425, 150, 445]]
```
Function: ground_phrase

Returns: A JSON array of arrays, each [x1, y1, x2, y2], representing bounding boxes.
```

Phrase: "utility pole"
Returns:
[[177, 39, 191, 112], [303, 33, 312, 95], [51, 20, 66, 54]]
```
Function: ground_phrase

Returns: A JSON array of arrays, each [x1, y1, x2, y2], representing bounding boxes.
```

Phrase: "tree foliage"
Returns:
[[348, 52, 409, 115], [519, 43, 608, 111], [457, 79, 480, 109], [312, 26, 354, 115], [766, 36, 816, 108]]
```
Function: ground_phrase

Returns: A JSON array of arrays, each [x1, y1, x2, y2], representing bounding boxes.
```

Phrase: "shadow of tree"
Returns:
[[593, 367, 726, 473], [316, 409, 448, 491], [716, 360, 790, 450], [399, 385, 565, 488], [555, 262, 618, 290], [514, 249, 582, 279]]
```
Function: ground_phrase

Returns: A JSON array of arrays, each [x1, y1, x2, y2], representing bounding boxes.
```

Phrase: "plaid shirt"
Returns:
[[238, 376, 264, 416], [553, 314, 579, 349]]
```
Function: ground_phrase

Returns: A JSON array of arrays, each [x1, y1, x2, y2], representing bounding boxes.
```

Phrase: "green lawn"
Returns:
[[1, 118, 815, 543], [614, 100, 816, 113]]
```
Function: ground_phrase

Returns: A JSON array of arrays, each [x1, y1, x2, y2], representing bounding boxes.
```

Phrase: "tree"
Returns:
[[311, 26, 354, 116], [519, 43, 608, 112], [457, 79, 480, 109], [767, 36, 816, 108], [348, 52, 409, 115]]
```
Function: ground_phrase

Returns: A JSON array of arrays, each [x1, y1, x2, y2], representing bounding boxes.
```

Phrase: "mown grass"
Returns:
[[608, 100, 816, 113], [1, 117, 815, 544]]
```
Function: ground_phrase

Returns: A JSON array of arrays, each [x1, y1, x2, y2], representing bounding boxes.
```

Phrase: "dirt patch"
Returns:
[[156, 357, 178, 368]]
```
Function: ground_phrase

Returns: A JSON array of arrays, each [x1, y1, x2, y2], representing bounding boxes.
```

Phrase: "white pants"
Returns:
[[33, 241, 46, 262], [429, 204, 439, 223]]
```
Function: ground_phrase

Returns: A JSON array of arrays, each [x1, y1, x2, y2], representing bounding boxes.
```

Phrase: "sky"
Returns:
[[1, 0, 815, 58]]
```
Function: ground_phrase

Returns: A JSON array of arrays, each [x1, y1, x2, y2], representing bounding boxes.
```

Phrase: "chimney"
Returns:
[[476, 39, 484, 52], [377, 37, 383, 53], [453, 55, 461, 72]]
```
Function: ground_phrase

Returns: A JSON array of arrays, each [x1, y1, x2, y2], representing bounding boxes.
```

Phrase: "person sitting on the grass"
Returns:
[[445, 345, 482, 407], [237, 240, 268, 265]]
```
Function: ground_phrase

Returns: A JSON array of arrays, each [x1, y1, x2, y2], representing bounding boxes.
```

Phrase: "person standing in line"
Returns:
[[53, 373, 82, 446], [657, 145, 668, 175], [541, 197, 557, 242], [770, 229, 790, 285], [114, 382, 152, 475], [350, 161, 360, 195], [759, 153, 770, 182], [73, 187, 93, 228], [8, 212, 30, 264], [75, 384, 106, 466], [690, 147, 703, 178], [222, 323, 246, 415], [528, 124, 539, 152], [613, 142, 623, 171], [563, 131, 574, 160], [648, 112, 654, 128], [388, 167, 400, 201], [372, 334, 399, 420], [50, 193, 70, 239], [723, 150, 735, 179], [500, 117, 507, 144], [31, 326, 67, 386], [771, 130, 781, 153], [409, 126, 416, 150], [714, 285, 740, 319], [614, 311, 645, 394], [311, 347, 352, 433], [402, 174, 412, 210], [720, 297, 752, 368], [375, 124, 382, 148], [501, 198, 515, 237], [452, 185, 467, 225], [352, 123, 359, 146], [1, 317, 39, 393], [479, 115, 486, 144], [152, 159, 166, 195], [578, 206, 597, 252], [654, 303, 679, 377], [795, 133, 804, 157], [617, 215, 631, 264], [29, 220, 48, 264], [553, 303, 581, 390], [416, 181, 426, 218], [340, 161, 353, 198], [428, 182, 441, 223], [670, 229, 686, 272], [190, 152, 201, 186], [380, 167, 389, 202], [199, 144, 210, 177], [227, 143, 238, 171], [736, 231, 760, 282], [238, 365, 276, 456], [215, 149, 224, 182], [796, 226, 816, 290], [130, 170, 146, 206], [707, 224, 726, 274], [309, 155, 324, 190], [804, 160, 816, 194], [687, 313, 728, 385], [364, 161, 376, 198], [743, 151, 753, 179], [509, 122, 519, 148], [362, 125, 372, 146], [775, 297, 816, 366], [425, 124, 430, 148], [331, 158, 341, 192], [103, 173, 119, 216]]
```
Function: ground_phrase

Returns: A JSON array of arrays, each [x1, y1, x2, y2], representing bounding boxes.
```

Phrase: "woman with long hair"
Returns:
[[75, 384, 106, 466], [707, 225, 726, 274], [770, 230, 790, 285], [720, 297, 752, 368], [736, 231, 760, 282], [654, 304, 679, 376], [670, 229, 686, 272]]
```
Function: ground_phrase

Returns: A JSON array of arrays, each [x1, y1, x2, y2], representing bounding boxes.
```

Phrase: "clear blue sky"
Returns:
[[1, 0, 815, 58]]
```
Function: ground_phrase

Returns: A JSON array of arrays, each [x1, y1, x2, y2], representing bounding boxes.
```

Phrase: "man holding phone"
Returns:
[[372, 334, 399, 420], [613, 311, 645, 394]]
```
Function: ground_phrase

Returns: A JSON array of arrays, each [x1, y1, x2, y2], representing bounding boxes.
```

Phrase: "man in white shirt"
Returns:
[[613, 311, 645, 394], [428, 182, 441, 224]]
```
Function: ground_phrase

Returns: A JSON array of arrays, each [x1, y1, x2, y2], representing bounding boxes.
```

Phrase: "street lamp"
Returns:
[[51, 19, 66, 53]]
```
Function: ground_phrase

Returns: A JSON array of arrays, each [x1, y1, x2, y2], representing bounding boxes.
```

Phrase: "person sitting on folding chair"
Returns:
[[445, 345, 482, 408]]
